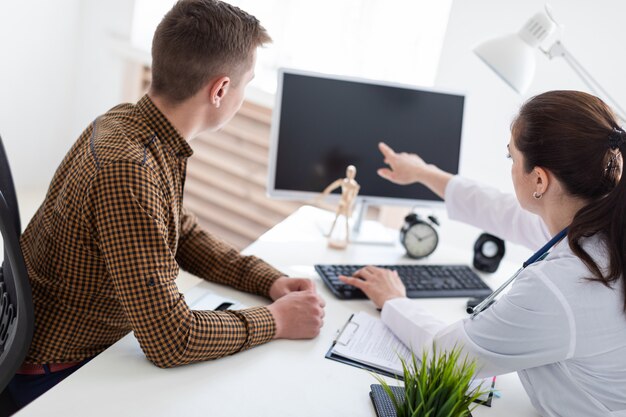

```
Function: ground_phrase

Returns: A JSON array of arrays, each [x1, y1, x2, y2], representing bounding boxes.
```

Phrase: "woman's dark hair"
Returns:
[[512, 90, 626, 310]]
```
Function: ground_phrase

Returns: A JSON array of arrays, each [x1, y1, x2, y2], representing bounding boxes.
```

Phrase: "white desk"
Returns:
[[17, 206, 539, 417]]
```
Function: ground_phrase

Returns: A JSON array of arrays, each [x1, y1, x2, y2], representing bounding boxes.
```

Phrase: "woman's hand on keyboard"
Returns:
[[339, 266, 407, 309]]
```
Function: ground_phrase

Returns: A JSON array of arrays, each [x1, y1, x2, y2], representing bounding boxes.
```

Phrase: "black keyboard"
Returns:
[[315, 264, 492, 300]]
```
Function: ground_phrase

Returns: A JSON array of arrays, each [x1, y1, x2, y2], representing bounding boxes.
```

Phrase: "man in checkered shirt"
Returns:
[[9, 0, 325, 408]]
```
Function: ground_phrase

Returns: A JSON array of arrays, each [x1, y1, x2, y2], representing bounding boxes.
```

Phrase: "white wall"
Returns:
[[436, 0, 626, 193], [70, 1, 135, 139], [0, 0, 81, 191], [0, 0, 134, 197], [431, 0, 626, 262]]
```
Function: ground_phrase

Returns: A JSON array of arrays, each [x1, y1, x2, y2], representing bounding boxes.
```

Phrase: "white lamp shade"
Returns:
[[474, 33, 536, 94]]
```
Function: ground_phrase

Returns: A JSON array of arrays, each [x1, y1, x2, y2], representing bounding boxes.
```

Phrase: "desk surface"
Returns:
[[17, 206, 539, 417]]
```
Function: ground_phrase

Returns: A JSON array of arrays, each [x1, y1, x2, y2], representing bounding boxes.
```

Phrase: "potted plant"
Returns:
[[374, 345, 487, 417]]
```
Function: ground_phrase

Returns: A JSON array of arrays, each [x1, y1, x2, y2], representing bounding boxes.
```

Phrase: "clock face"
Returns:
[[403, 223, 438, 259]]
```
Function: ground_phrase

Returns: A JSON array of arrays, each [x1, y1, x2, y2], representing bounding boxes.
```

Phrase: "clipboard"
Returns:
[[325, 314, 404, 379], [326, 313, 496, 407]]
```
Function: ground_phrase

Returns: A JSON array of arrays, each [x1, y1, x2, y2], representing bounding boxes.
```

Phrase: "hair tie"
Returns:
[[608, 127, 626, 150]]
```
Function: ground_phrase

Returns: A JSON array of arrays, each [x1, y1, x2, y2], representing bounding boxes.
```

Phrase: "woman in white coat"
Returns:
[[339, 91, 626, 417]]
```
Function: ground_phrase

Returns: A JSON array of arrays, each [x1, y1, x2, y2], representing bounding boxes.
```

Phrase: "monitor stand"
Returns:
[[317, 200, 397, 246]]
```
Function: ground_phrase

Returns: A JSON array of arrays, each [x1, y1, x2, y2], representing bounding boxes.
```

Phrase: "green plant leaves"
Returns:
[[374, 344, 488, 417]]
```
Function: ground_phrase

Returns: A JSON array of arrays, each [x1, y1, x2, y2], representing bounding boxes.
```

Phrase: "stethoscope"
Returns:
[[467, 227, 568, 319]]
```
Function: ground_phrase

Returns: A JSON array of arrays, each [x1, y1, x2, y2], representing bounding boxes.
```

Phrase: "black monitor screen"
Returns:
[[270, 71, 465, 203]]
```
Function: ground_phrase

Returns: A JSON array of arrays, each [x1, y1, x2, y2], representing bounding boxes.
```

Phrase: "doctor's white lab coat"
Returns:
[[381, 176, 626, 417]]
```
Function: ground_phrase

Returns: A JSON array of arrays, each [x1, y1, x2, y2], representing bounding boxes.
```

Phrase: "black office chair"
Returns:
[[0, 190, 33, 393], [0, 135, 33, 415], [0, 135, 20, 233]]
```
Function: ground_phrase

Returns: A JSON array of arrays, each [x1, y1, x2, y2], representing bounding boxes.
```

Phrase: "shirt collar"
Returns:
[[136, 94, 194, 159]]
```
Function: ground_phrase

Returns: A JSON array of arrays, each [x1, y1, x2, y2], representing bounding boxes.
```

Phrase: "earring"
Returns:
[[533, 191, 543, 199], [215, 100, 221, 108]]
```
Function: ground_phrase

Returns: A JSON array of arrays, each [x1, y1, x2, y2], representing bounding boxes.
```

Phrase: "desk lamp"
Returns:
[[474, 4, 626, 122]]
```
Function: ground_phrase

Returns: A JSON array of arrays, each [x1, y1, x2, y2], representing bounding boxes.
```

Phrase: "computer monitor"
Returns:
[[267, 68, 466, 207]]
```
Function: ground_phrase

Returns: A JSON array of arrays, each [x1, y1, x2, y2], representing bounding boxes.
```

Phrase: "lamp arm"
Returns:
[[542, 41, 626, 123]]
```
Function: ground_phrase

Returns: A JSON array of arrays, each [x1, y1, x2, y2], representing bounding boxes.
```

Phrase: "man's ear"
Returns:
[[208, 76, 230, 108]]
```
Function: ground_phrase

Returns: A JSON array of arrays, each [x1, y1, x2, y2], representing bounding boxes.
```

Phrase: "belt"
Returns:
[[17, 361, 83, 375]]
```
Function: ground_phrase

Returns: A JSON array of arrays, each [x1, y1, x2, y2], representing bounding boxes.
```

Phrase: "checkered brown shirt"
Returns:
[[20, 95, 282, 368]]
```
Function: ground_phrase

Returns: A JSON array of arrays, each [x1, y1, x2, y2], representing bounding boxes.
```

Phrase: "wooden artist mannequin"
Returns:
[[319, 165, 361, 249]]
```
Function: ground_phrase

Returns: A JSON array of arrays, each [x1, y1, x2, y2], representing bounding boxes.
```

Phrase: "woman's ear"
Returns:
[[208, 76, 230, 108], [534, 167, 550, 195]]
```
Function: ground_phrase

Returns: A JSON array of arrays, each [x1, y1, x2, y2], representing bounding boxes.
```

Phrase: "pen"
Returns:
[[333, 314, 356, 345]]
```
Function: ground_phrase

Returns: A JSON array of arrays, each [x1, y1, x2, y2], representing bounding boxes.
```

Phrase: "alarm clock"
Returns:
[[400, 213, 439, 259], [473, 233, 506, 273]]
